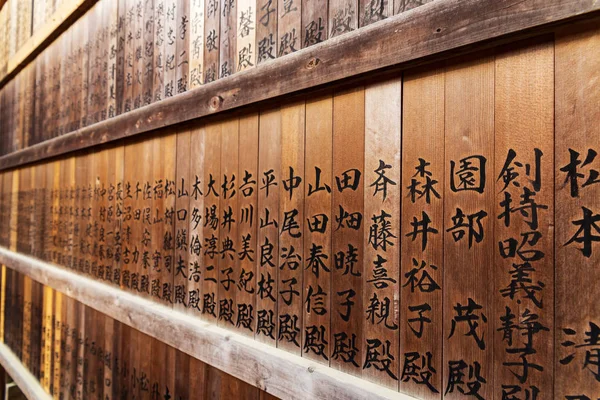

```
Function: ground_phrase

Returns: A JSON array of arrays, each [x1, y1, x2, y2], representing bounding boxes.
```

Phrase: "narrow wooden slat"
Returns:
[[362, 78, 401, 389], [219, 0, 237, 77], [218, 118, 240, 329], [494, 38, 554, 397], [443, 55, 494, 399], [399, 67, 443, 399], [236, 113, 259, 337], [331, 86, 364, 377], [555, 20, 600, 399], [277, 101, 304, 354], [203, 0, 220, 82], [256, 109, 281, 346], [302, 94, 332, 365]]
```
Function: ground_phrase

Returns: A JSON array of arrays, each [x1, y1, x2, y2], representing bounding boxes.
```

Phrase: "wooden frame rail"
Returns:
[[0, 0, 598, 171], [0, 341, 53, 400], [0, 247, 416, 400]]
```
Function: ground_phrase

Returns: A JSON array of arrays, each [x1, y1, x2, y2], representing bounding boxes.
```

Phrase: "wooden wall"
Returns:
[[1, 21, 599, 398], [1, 269, 279, 400], [0, 0, 435, 155]]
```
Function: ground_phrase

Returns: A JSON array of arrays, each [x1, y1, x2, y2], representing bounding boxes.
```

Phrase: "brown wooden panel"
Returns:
[[362, 78, 401, 389], [202, 122, 222, 322], [400, 67, 444, 399], [186, 125, 206, 316], [176, 0, 189, 93], [255, 0, 276, 65], [277, 0, 300, 57], [555, 21, 600, 399], [236, 113, 259, 337], [218, 118, 240, 329], [256, 108, 280, 345], [203, 0, 220, 82], [331, 86, 364, 376], [277, 101, 304, 354], [328, 0, 357, 38], [443, 55, 494, 399], [219, 0, 236, 78], [302, 94, 332, 365], [174, 128, 191, 313], [301, 0, 327, 48], [494, 38, 554, 397]]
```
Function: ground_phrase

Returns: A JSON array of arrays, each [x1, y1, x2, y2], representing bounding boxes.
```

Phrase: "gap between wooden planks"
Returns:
[[0, 0, 598, 171], [0, 246, 418, 400]]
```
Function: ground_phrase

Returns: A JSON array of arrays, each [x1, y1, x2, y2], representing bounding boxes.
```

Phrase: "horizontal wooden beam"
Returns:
[[0, 247, 416, 400], [0, 0, 598, 171], [0, 341, 53, 400], [0, 0, 97, 86]]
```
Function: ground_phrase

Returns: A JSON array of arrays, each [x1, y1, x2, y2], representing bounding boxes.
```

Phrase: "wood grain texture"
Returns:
[[555, 20, 600, 399], [0, 247, 415, 400], [362, 78, 401, 389], [443, 55, 494, 399], [494, 38, 554, 397]]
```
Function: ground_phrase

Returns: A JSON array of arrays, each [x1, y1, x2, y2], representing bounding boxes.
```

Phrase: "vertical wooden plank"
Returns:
[[185, 125, 206, 316], [203, 0, 220, 82], [133, 0, 145, 109], [203, 122, 222, 322], [143, 0, 155, 106], [256, 108, 280, 345], [331, 87, 364, 376], [236, 113, 259, 337], [555, 22, 600, 399], [303, 94, 332, 365], [277, 101, 304, 354], [328, 0, 357, 38], [494, 39, 554, 397], [189, 0, 205, 87], [359, 0, 391, 27], [443, 56, 494, 399], [151, 131, 177, 306], [219, 0, 237, 77], [153, 0, 166, 102], [164, 0, 177, 98], [277, 0, 300, 56], [301, 0, 327, 48], [174, 128, 191, 313], [362, 78, 401, 388], [123, 0, 134, 113], [218, 118, 240, 329], [176, 0, 189, 93], [236, 0, 256, 72], [400, 67, 444, 398], [255, 0, 276, 65]]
